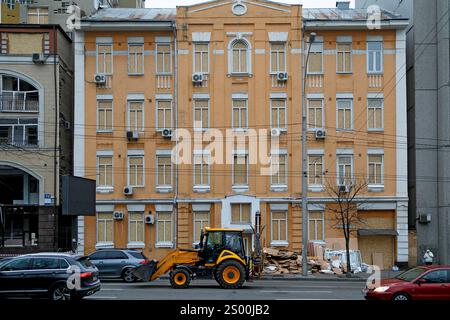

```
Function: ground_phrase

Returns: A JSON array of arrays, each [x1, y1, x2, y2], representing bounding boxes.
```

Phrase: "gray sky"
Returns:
[[145, 0, 356, 8]]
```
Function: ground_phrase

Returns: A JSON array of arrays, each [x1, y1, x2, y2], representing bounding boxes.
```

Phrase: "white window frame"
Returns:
[[96, 99, 113, 133], [193, 98, 210, 131], [307, 41, 324, 75], [336, 42, 352, 74], [156, 153, 172, 188], [270, 150, 288, 190], [336, 154, 354, 186], [192, 211, 210, 246], [307, 99, 324, 131], [193, 151, 211, 190], [155, 43, 172, 75], [232, 151, 249, 188], [232, 98, 248, 130], [127, 153, 145, 188], [367, 41, 383, 74], [231, 203, 252, 224], [308, 211, 325, 242], [270, 98, 287, 131], [193, 42, 210, 74], [308, 154, 324, 190], [367, 98, 384, 131], [128, 43, 144, 75], [155, 99, 172, 131], [127, 100, 144, 132], [336, 98, 353, 131], [96, 43, 113, 75], [96, 212, 114, 245], [228, 37, 252, 75], [269, 42, 287, 74], [270, 210, 288, 245], [367, 151, 384, 190], [156, 211, 173, 247], [27, 7, 49, 23], [128, 212, 145, 245], [96, 152, 113, 191]]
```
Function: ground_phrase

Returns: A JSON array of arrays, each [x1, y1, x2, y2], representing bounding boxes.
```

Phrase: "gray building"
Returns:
[[0, 24, 74, 255], [356, 0, 450, 265]]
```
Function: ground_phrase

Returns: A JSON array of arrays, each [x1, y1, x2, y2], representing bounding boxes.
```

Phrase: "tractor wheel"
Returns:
[[169, 269, 191, 289], [215, 260, 246, 289]]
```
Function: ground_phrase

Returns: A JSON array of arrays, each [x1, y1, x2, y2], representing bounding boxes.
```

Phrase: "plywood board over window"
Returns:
[[8, 33, 43, 55]]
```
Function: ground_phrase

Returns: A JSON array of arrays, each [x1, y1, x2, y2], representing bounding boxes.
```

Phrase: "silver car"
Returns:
[[87, 249, 149, 283]]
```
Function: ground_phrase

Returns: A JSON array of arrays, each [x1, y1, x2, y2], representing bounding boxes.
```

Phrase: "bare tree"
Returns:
[[324, 178, 368, 277]]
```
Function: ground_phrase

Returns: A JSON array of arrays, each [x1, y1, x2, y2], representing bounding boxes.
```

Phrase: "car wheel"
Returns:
[[50, 284, 72, 301], [392, 293, 410, 301], [122, 268, 136, 283]]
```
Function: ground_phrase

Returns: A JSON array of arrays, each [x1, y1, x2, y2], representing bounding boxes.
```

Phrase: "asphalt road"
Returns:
[[85, 279, 366, 300]]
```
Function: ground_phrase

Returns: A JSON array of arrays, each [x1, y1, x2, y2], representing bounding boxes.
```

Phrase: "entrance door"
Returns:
[[243, 234, 252, 257]]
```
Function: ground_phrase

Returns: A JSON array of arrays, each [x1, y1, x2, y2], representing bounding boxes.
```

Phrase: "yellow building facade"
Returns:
[[75, 1, 409, 269]]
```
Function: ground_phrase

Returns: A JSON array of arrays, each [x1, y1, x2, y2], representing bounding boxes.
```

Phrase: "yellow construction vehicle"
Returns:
[[132, 227, 252, 289]]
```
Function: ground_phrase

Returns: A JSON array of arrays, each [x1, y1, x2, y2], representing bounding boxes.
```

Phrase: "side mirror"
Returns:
[[416, 278, 427, 285]]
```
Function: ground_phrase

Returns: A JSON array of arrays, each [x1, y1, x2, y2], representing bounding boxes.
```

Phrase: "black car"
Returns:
[[0, 253, 101, 300]]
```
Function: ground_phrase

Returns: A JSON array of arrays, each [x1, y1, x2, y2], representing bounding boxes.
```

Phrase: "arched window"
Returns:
[[229, 37, 251, 75], [0, 74, 39, 112]]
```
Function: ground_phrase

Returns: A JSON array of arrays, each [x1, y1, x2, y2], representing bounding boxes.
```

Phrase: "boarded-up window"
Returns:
[[271, 99, 286, 129], [233, 154, 248, 186], [232, 40, 248, 73], [97, 156, 113, 187], [308, 99, 323, 129], [97, 44, 113, 74], [156, 44, 171, 74], [270, 43, 286, 73], [308, 155, 323, 185], [271, 211, 287, 242], [97, 213, 113, 243], [157, 212, 172, 243], [156, 100, 171, 130], [193, 99, 209, 130], [338, 155, 353, 186], [194, 43, 209, 73], [194, 154, 209, 186], [337, 43, 352, 73], [337, 99, 352, 130], [157, 155, 171, 186], [97, 100, 113, 131], [231, 203, 251, 224], [128, 44, 144, 74], [128, 156, 144, 187], [308, 42, 323, 74], [271, 154, 287, 186], [368, 154, 383, 185], [309, 211, 324, 241], [8, 33, 43, 55], [27, 7, 49, 24], [193, 211, 209, 243], [232, 99, 247, 129], [368, 99, 383, 130], [128, 212, 144, 243], [128, 100, 144, 132]]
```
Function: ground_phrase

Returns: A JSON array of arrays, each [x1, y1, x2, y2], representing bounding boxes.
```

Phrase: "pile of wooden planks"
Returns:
[[263, 248, 302, 274]]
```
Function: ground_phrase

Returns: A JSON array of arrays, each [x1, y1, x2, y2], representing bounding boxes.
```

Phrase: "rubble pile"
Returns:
[[263, 248, 302, 274]]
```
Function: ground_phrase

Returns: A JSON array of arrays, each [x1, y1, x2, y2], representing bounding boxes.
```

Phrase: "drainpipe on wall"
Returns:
[[173, 22, 178, 248]]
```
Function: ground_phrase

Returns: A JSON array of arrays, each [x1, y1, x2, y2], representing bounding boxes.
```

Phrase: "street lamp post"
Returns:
[[301, 31, 316, 277]]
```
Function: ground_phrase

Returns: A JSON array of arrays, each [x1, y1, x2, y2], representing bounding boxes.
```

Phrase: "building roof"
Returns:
[[82, 8, 176, 22], [302, 8, 405, 21]]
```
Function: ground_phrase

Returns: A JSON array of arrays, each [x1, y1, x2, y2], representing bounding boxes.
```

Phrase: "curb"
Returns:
[[260, 276, 368, 282]]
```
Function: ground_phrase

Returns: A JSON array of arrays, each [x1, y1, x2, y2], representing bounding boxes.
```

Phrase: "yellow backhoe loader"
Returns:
[[132, 227, 258, 289]]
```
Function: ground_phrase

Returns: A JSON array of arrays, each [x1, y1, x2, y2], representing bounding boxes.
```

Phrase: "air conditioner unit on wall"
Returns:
[[276, 72, 288, 81], [338, 185, 350, 193], [127, 131, 139, 141], [315, 129, 326, 140], [32, 53, 45, 64], [419, 214, 431, 224], [123, 186, 133, 196], [144, 214, 155, 224], [192, 72, 203, 83], [271, 128, 281, 137], [113, 211, 124, 220], [162, 129, 172, 138], [94, 74, 106, 84]]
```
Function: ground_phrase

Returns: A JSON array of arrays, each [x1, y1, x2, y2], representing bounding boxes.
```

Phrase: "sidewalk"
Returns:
[[260, 270, 401, 282]]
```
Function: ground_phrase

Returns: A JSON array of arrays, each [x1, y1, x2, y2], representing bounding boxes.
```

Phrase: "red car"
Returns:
[[364, 266, 450, 301]]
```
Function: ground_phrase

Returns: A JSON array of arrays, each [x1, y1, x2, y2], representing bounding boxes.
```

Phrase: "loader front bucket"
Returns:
[[132, 260, 158, 282]]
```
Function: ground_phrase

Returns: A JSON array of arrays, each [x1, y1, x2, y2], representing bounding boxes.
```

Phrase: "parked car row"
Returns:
[[0, 249, 149, 300]]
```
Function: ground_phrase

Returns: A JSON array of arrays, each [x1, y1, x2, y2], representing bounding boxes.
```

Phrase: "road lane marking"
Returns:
[[86, 296, 118, 299], [100, 288, 124, 291], [260, 290, 333, 294]]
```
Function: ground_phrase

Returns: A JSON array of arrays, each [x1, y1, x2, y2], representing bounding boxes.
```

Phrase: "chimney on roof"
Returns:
[[336, 1, 350, 10]]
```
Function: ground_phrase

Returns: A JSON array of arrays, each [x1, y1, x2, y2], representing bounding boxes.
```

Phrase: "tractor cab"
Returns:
[[198, 228, 246, 264]]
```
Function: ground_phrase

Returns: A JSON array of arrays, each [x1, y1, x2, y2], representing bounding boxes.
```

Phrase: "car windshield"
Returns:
[[77, 256, 93, 268], [128, 251, 146, 259], [395, 267, 428, 282]]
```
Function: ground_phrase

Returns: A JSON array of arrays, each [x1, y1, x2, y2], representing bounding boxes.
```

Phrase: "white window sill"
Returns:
[[95, 242, 114, 249], [232, 185, 249, 193], [128, 73, 144, 76], [232, 128, 248, 133], [336, 129, 354, 133], [271, 241, 289, 247], [156, 128, 173, 132], [367, 72, 383, 75], [271, 127, 287, 133], [309, 185, 324, 192], [127, 242, 145, 249], [270, 185, 288, 192], [229, 73, 252, 77], [193, 128, 210, 133], [310, 240, 326, 245], [194, 186, 211, 193], [155, 242, 173, 248], [96, 187, 113, 194], [96, 130, 113, 134], [307, 72, 324, 76], [368, 185, 384, 192], [156, 186, 172, 193], [368, 129, 384, 133], [156, 73, 172, 76]]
